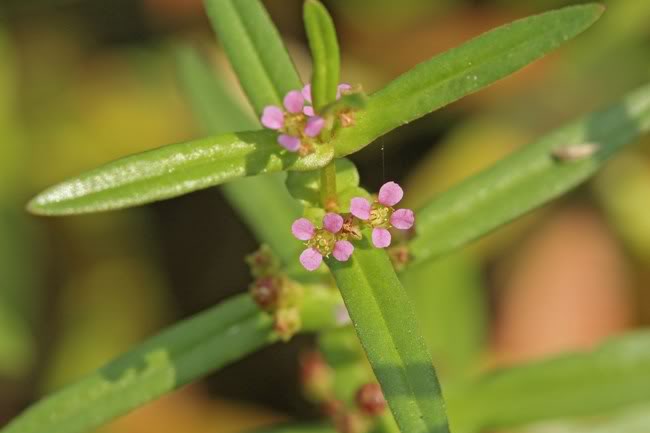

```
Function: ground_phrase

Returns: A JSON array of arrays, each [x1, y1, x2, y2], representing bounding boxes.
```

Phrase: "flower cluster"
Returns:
[[261, 83, 352, 154], [292, 181, 414, 271]]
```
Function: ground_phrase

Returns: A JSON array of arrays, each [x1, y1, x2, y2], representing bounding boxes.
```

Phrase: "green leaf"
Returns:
[[320, 92, 368, 117], [327, 233, 450, 433], [409, 82, 650, 265], [304, 0, 340, 110], [173, 44, 256, 132], [174, 45, 302, 265], [27, 131, 333, 216], [205, 0, 302, 115], [331, 4, 604, 157], [285, 158, 359, 207], [400, 252, 487, 380], [449, 332, 650, 432], [2, 289, 344, 433]]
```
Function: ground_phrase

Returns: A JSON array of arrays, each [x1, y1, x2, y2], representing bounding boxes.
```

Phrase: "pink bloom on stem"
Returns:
[[278, 134, 301, 152], [261, 106, 284, 130], [390, 209, 414, 230], [300, 247, 323, 271], [302, 84, 312, 103], [305, 116, 325, 137], [378, 181, 403, 207], [337, 83, 352, 98], [323, 213, 343, 233], [292, 218, 315, 241], [284, 90, 304, 113], [333, 240, 354, 261], [350, 197, 371, 220], [372, 228, 391, 248]]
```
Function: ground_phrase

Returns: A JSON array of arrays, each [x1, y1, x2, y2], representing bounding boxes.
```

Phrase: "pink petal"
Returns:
[[292, 218, 315, 240], [372, 228, 391, 248], [390, 209, 414, 230], [350, 197, 371, 220], [303, 106, 315, 116], [336, 83, 352, 99], [304, 116, 325, 137], [277, 134, 301, 152], [333, 240, 354, 261], [302, 84, 312, 103], [261, 106, 284, 130], [284, 90, 304, 113], [323, 213, 343, 233], [300, 248, 323, 271], [378, 181, 403, 206]]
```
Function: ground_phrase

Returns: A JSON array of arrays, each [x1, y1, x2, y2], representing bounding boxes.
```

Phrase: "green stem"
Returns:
[[320, 161, 338, 211]]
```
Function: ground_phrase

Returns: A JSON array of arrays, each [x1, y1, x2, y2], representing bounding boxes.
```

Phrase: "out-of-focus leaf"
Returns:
[[410, 83, 650, 265], [304, 0, 340, 110], [2, 289, 343, 433], [174, 45, 302, 265], [593, 152, 650, 261], [204, 0, 302, 115], [524, 403, 650, 433], [248, 423, 336, 433], [331, 4, 604, 157], [400, 252, 487, 380], [449, 332, 650, 432], [27, 131, 333, 216], [173, 44, 255, 132], [327, 234, 450, 433], [285, 159, 359, 208]]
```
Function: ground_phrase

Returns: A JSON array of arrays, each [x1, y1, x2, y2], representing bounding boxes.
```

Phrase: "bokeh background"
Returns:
[[1, 0, 650, 432]]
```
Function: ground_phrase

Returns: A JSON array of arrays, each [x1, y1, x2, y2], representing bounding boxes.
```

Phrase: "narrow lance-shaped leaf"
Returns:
[[409, 82, 650, 265], [331, 4, 604, 157], [27, 131, 333, 216], [304, 0, 340, 110], [1, 289, 344, 433], [204, 0, 302, 114], [327, 234, 450, 433], [448, 332, 650, 432], [174, 45, 303, 265]]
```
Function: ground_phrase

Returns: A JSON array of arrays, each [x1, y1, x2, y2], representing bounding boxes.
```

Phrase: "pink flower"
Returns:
[[278, 134, 301, 152], [305, 116, 325, 137], [261, 106, 284, 130], [349, 181, 415, 249], [291, 213, 355, 271], [301, 83, 352, 117]]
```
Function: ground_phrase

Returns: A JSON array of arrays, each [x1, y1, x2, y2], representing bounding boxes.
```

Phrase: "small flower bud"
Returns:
[[274, 307, 302, 342], [300, 351, 333, 402], [245, 245, 280, 278], [356, 383, 386, 416], [249, 276, 282, 312]]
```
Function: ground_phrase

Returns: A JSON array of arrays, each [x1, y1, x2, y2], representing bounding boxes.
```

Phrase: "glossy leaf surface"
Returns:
[[327, 234, 450, 433], [2, 289, 343, 433], [304, 0, 340, 110], [28, 131, 333, 216], [205, 0, 302, 114], [410, 83, 650, 264], [331, 4, 604, 157], [174, 45, 302, 264]]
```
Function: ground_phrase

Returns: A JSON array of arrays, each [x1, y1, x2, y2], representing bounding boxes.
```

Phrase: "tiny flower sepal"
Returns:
[[292, 213, 354, 271], [350, 181, 415, 248]]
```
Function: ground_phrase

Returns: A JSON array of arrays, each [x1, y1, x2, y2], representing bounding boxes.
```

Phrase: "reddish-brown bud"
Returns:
[[356, 383, 386, 416], [250, 276, 281, 311], [300, 351, 333, 402]]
